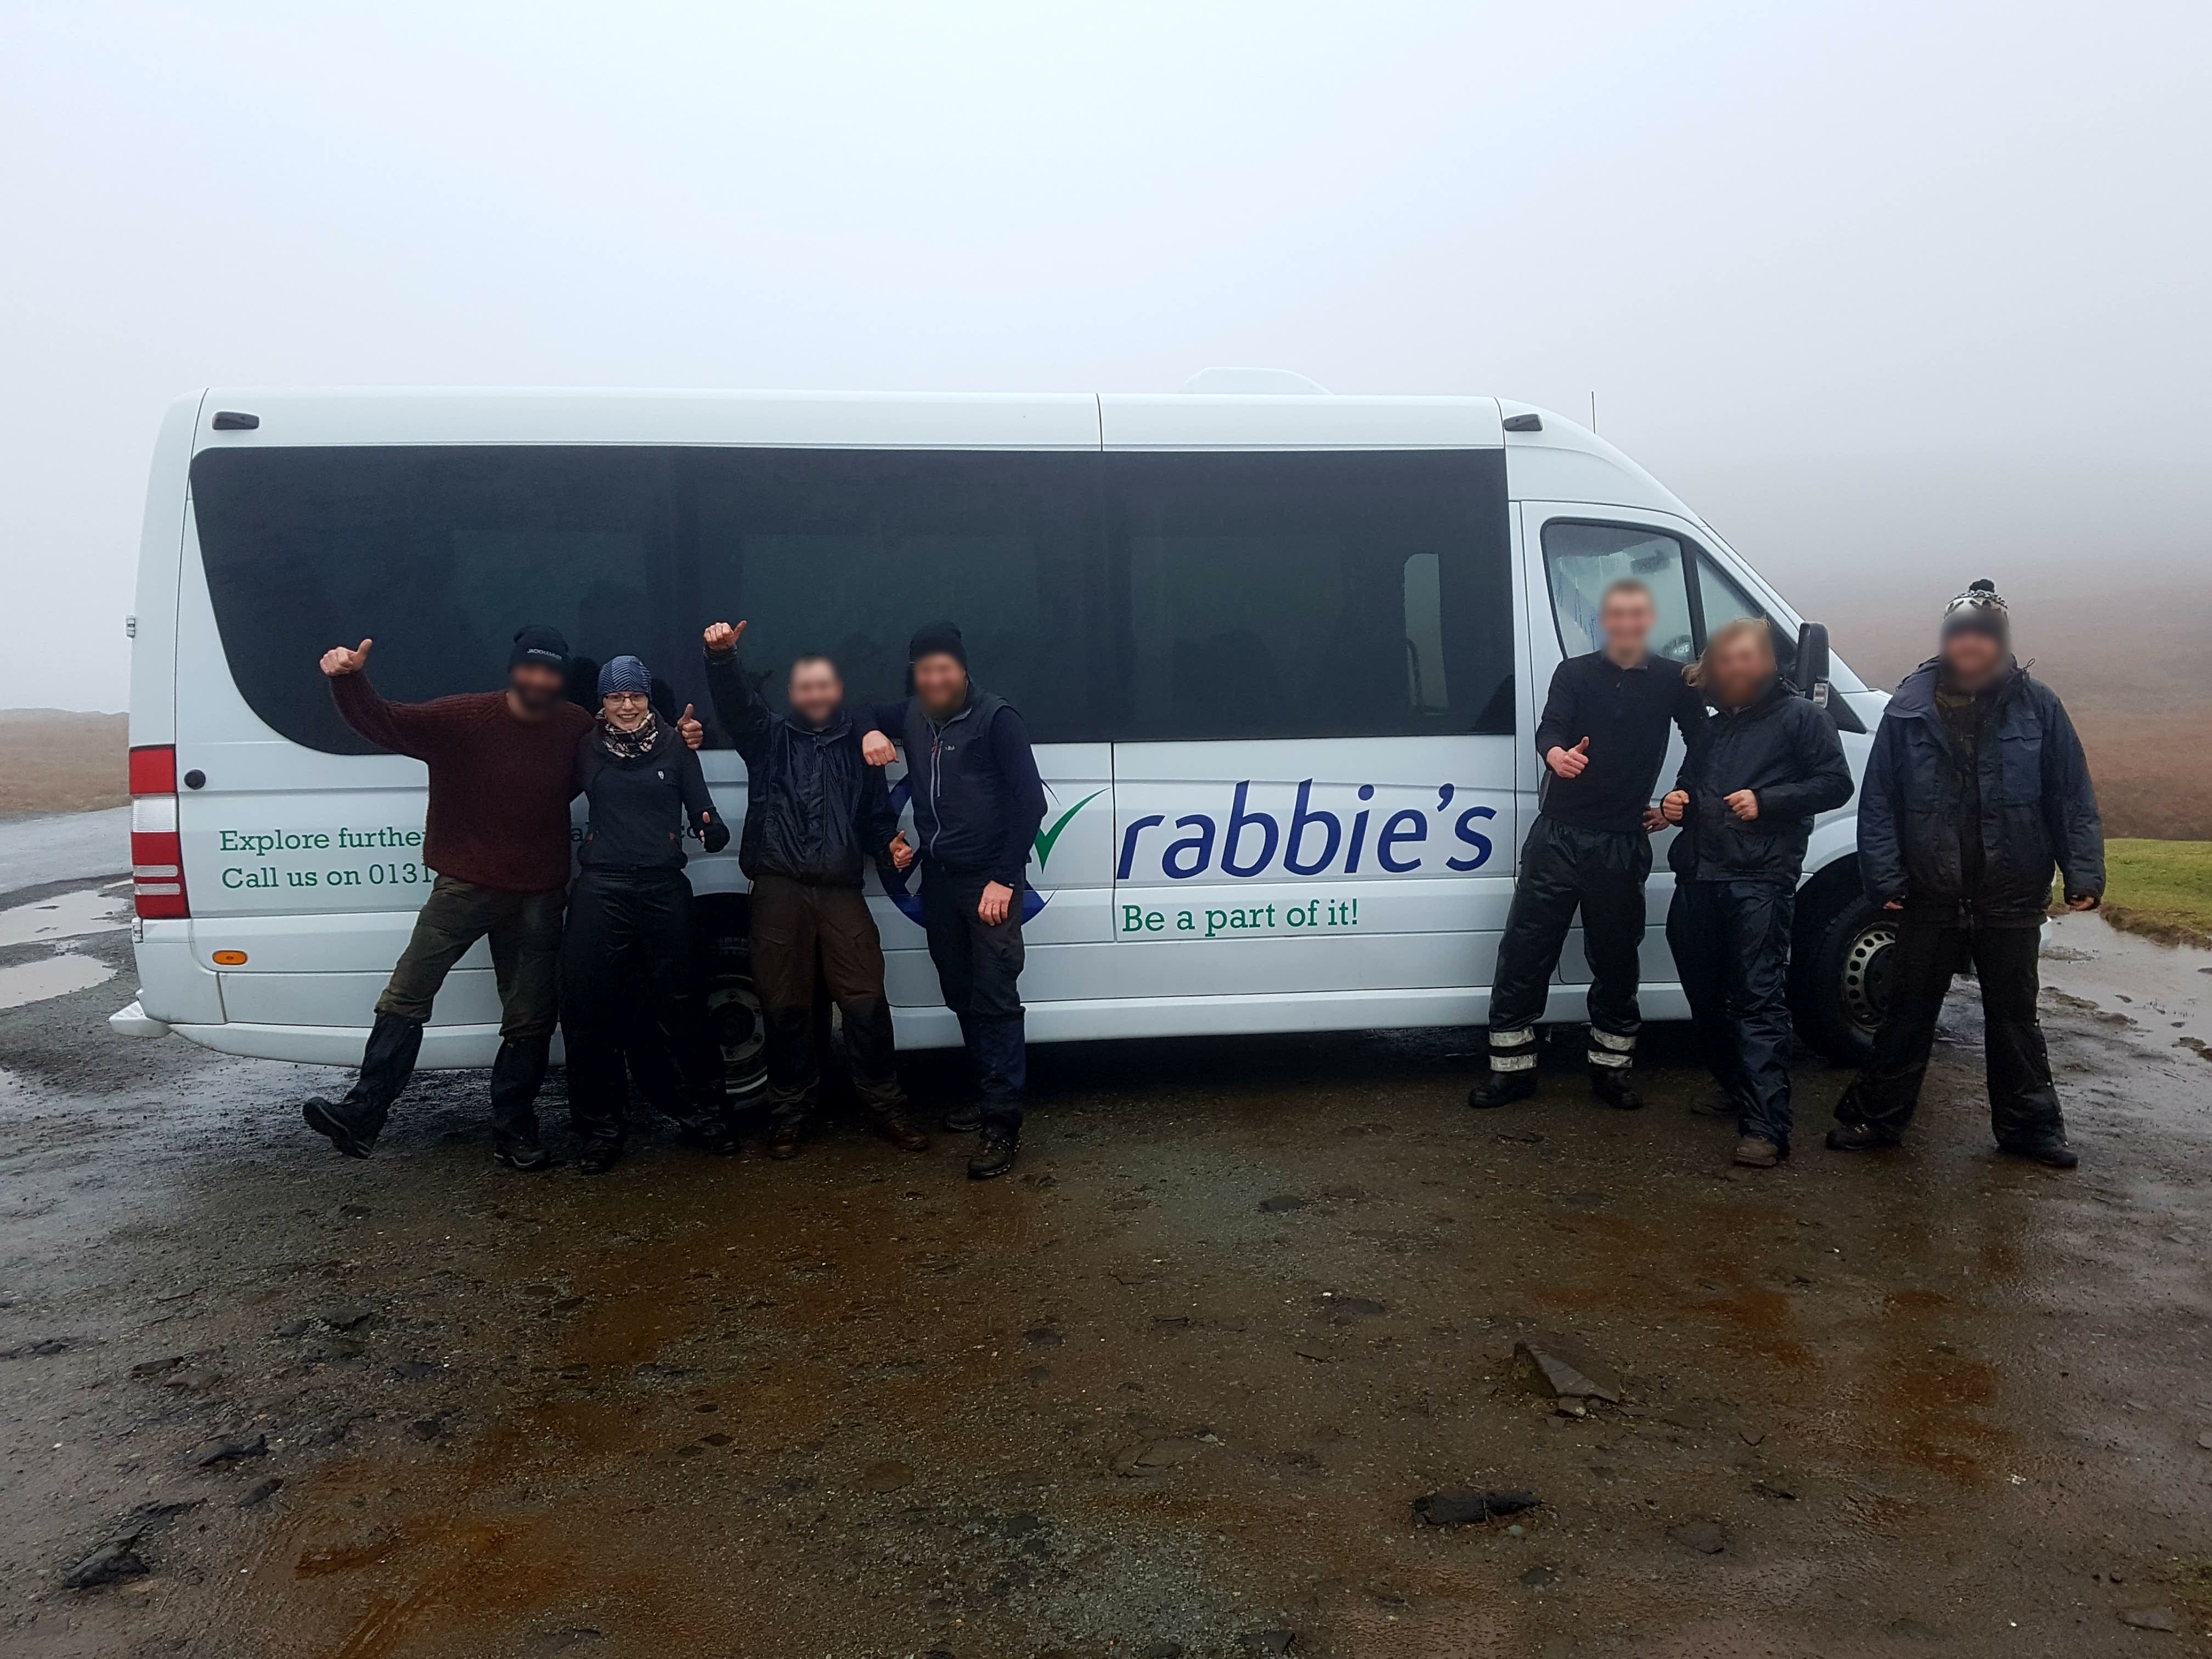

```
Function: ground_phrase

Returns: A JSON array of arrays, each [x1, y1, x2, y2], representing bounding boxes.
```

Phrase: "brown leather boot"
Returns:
[[873, 1116, 930, 1153], [766, 1126, 803, 1160]]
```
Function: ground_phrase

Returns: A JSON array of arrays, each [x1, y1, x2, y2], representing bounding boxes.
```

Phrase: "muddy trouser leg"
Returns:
[[351, 877, 501, 1133], [560, 872, 634, 1146], [1667, 882, 1745, 1109], [1972, 924, 2063, 1149], [486, 885, 565, 1147], [1722, 881, 1797, 1150], [813, 883, 907, 1122], [924, 867, 1026, 1133], [1576, 827, 1650, 1070], [1836, 917, 1959, 1138], [1486, 817, 1583, 1079], [749, 874, 822, 1135]]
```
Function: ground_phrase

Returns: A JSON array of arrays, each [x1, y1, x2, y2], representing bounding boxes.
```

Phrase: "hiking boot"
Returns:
[[1825, 1121, 1901, 1153], [576, 1137, 623, 1176], [1589, 1065, 1643, 1111], [674, 1114, 742, 1156], [302, 1094, 379, 1159], [493, 1130, 552, 1173], [942, 1102, 983, 1134], [873, 1116, 931, 1153], [1999, 1137, 2078, 1170], [1466, 1070, 1538, 1111], [766, 1127, 803, 1161], [1733, 1136, 1783, 1169], [968, 1126, 1019, 1180]]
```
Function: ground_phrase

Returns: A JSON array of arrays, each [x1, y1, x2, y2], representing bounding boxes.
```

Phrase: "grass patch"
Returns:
[[2094, 839, 2212, 948]]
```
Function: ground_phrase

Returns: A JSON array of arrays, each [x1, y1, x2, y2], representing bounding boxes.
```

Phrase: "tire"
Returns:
[[699, 928, 768, 1101], [1790, 880, 1898, 1067]]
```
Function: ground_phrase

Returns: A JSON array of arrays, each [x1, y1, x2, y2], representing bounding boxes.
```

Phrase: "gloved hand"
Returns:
[[698, 814, 731, 855]]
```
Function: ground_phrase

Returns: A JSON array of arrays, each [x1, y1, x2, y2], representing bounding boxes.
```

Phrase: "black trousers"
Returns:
[[1837, 919, 2062, 1147], [1668, 879, 1798, 1147], [920, 865, 1026, 1131], [749, 872, 906, 1130], [1487, 816, 1650, 1076], [558, 869, 725, 1144]]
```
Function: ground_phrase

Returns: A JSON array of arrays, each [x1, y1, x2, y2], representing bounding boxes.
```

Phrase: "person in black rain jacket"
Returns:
[[701, 621, 927, 1160], [1470, 578, 1705, 1114], [858, 622, 1047, 1181], [558, 654, 732, 1174], [1828, 580, 2103, 1167], [1660, 617, 1854, 1167]]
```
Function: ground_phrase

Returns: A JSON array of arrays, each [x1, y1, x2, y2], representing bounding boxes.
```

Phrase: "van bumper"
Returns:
[[108, 999, 173, 1039], [166, 1020, 550, 1069]]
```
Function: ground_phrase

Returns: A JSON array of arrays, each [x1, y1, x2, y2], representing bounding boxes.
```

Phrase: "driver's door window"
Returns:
[[1541, 522, 1696, 663]]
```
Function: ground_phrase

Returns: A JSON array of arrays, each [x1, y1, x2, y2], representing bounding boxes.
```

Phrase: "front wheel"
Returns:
[[700, 930, 768, 1101], [1790, 884, 1897, 1066]]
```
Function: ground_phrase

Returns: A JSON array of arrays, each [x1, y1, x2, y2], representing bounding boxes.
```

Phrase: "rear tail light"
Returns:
[[129, 744, 189, 920]]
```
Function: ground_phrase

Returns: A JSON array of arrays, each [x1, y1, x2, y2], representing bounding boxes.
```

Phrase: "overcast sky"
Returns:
[[3, 2, 2207, 712]]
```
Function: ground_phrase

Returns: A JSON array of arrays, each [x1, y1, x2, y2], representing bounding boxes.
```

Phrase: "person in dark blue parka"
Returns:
[[1829, 580, 2103, 1167]]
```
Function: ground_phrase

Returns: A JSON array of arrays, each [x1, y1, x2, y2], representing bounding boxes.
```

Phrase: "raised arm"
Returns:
[[701, 622, 772, 764], [321, 639, 443, 761], [857, 698, 910, 768]]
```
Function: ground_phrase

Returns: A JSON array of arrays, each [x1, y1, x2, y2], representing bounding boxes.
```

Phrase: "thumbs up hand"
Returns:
[[320, 638, 373, 677], [703, 620, 745, 657], [1547, 736, 1590, 779], [678, 704, 704, 750]]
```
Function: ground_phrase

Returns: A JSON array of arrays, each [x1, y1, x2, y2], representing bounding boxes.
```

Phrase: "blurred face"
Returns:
[[1709, 630, 1775, 707], [1942, 630, 2004, 689], [912, 652, 968, 716], [600, 689, 651, 731], [1600, 589, 1655, 661], [508, 661, 566, 715], [787, 659, 844, 728]]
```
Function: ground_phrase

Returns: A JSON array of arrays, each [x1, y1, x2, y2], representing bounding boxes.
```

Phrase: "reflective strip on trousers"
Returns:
[[1489, 1026, 1536, 1072], [1589, 1028, 1635, 1052], [1587, 1048, 1634, 1069]]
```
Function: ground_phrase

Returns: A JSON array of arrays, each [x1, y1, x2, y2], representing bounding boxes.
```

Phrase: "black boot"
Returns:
[[942, 1102, 984, 1133], [303, 1012, 422, 1158], [577, 1137, 624, 1175], [1466, 1069, 1537, 1111], [1998, 1137, 2078, 1169], [968, 1125, 1019, 1180], [489, 1035, 552, 1172], [1589, 1065, 1643, 1111], [1825, 1120, 1900, 1153]]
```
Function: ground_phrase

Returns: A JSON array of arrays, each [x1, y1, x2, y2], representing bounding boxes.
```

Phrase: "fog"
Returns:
[[3, 2, 2207, 712]]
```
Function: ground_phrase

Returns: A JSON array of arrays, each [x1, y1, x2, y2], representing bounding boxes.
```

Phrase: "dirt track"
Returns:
[[4, 892, 2212, 1657]]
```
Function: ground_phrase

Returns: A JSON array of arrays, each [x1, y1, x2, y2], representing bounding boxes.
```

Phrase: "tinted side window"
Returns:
[[190, 447, 1113, 753], [1543, 522, 1697, 663], [1105, 449, 1513, 740]]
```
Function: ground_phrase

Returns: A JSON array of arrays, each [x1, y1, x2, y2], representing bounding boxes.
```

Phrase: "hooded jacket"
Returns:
[[704, 651, 900, 888], [1668, 677, 1855, 885], [1858, 658, 2103, 924]]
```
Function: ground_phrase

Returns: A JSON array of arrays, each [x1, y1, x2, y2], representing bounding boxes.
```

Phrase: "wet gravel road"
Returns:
[[4, 881, 2211, 1657]]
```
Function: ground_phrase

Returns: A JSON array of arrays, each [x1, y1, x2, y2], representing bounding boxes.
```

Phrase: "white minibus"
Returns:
[[111, 385, 1894, 1094]]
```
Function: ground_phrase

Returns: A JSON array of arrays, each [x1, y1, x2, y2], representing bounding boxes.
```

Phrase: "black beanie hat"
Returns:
[[1940, 579, 2010, 650], [908, 620, 967, 669], [509, 624, 571, 672]]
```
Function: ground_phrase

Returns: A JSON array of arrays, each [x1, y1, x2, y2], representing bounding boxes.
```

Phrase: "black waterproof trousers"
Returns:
[[1835, 919, 2062, 1148], [1667, 879, 1798, 1148], [920, 866, 1026, 1132], [1486, 816, 1650, 1078], [558, 869, 725, 1146]]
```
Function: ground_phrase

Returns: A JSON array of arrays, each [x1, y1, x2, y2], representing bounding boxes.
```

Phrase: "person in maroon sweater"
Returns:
[[300, 624, 702, 1170]]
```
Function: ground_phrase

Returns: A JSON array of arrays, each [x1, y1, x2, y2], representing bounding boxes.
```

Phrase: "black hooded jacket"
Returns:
[[1858, 658, 2103, 924], [704, 651, 900, 888], [1668, 677, 1855, 885]]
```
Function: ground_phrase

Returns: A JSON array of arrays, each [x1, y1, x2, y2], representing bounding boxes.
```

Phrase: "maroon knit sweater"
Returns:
[[330, 674, 589, 893]]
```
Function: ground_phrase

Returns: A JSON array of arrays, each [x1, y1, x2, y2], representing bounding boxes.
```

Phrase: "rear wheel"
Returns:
[[700, 929, 768, 1101], [1790, 878, 1897, 1066]]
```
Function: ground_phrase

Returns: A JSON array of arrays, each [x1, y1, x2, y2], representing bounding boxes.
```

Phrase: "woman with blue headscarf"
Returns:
[[560, 653, 733, 1172]]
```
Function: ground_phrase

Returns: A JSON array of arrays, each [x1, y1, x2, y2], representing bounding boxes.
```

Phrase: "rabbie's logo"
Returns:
[[1118, 781, 1497, 883], [882, 780, 1102, 925]]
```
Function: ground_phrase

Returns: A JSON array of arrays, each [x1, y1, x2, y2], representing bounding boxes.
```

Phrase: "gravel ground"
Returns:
[[3, 894, 2211, 1658]]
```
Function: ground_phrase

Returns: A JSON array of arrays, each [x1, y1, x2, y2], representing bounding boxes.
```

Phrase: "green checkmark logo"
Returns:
[[1032, 789, 1104, 870]]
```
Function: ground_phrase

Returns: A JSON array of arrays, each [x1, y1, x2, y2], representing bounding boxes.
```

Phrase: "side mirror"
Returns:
[[1795, 621, 1832, 707]]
